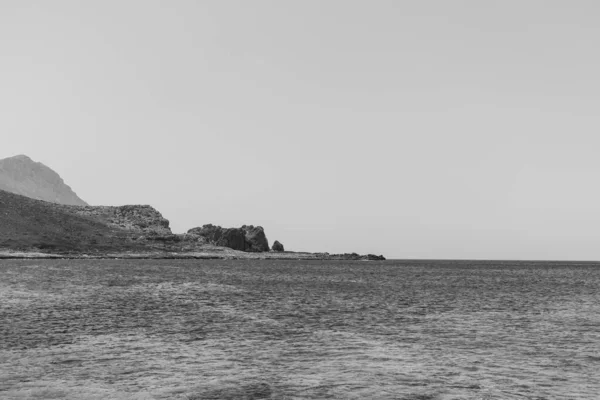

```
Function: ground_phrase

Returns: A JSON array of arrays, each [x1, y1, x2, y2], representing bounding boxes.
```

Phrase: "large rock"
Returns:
[[187, 224, 245, 249], [187, 224, 270, 252], [272, 240, 284, 252], [241, 225, 269, 252], [218, 228, 247, 250]]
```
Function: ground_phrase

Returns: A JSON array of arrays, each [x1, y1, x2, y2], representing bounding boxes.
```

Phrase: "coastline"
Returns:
[[0, 249, 386, 261]]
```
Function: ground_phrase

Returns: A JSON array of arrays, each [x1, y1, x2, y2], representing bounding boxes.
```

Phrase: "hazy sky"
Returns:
[[2, 1, 600, 260]]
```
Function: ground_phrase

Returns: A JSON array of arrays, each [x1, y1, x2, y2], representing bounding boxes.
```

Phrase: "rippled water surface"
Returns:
[[1, 259, 599, 399]]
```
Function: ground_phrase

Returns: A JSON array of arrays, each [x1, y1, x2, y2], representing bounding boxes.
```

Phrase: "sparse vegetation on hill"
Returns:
[[0, 189, 147, 253], [65, 204, 172, 236]]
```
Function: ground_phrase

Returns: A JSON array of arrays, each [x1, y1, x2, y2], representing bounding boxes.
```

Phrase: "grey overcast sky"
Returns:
[[2, 1, 600, 260]]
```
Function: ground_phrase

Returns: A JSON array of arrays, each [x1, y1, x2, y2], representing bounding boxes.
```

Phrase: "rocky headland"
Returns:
[[0, 155, 386, 261], [186, 224, 270, 252]]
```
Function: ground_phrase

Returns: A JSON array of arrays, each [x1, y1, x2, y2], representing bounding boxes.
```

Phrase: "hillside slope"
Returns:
[[0, 189, 169, 253], [0, 155, 87, 206]]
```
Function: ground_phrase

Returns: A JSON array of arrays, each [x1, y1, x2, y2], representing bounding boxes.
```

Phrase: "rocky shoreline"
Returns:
[[1, 188, 386, 261], [1, 162, 386, 261], [0, 249, 386, 261]]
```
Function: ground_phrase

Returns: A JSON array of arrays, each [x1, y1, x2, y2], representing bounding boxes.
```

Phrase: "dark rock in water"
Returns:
[[187, 224, 270, 252], [0, 154, 87, 206], [272, 240, 284, 252]]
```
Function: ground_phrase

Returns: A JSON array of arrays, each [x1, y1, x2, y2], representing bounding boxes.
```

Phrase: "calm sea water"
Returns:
[[0, 259, 599, 399]]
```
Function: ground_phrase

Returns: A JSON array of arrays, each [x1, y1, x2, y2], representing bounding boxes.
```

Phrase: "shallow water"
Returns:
[[0, 259, 599, 399]]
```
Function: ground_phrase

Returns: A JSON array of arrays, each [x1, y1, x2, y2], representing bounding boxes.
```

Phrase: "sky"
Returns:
[[1, 1, 600, 260]]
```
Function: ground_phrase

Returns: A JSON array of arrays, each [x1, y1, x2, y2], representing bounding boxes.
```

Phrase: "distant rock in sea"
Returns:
[[0, 154, 87, 206], [272, 240, 284, 252], [187, 224, 270, 252]]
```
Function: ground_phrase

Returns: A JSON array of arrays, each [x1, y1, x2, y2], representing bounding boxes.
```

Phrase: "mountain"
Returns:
[[0, 155, 87, 206]]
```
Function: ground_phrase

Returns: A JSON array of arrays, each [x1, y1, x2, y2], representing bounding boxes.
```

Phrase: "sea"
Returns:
[[0, 259, 599, 399]]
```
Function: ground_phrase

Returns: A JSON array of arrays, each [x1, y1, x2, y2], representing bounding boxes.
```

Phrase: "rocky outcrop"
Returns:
[[242, 225, 269, 252], [66, 204, 172, 236], [187, 224, 245, 250], [272, 240, 284, 252], [0, 155, 87, 206], [187, 224, 269, 252]]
